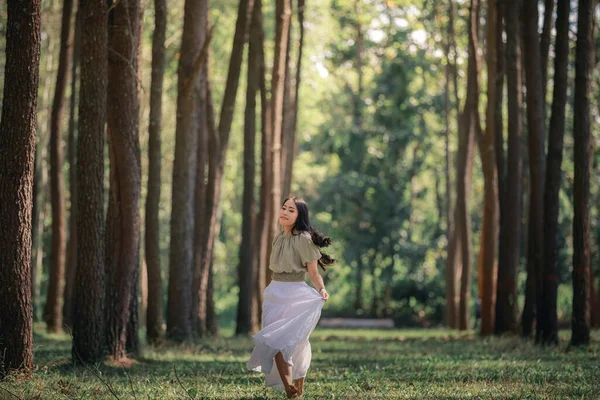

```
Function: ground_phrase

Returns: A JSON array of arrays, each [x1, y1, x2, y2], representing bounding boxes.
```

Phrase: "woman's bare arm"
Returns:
[[307, 260, 329, 301]]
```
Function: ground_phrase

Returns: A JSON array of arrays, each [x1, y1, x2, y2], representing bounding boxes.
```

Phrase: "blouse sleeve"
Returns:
[[297, 233, 322, 266]]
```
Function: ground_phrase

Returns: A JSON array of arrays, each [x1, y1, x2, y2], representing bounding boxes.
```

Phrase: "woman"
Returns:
[[248, 197, 335, 398]]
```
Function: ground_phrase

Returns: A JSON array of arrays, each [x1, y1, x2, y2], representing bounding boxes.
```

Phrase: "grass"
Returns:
[[1, 326, 599, 399]]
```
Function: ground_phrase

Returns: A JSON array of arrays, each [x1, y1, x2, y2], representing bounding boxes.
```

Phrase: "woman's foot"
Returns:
[[285, 383, 299, 398], [293, 377, 304, 396]]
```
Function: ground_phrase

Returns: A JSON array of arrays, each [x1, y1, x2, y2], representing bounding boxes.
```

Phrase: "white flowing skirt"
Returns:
[[247, 280, 324, 391]]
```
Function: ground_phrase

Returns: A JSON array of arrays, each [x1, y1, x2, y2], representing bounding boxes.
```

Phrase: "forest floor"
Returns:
[[2, 325, 599, 399]]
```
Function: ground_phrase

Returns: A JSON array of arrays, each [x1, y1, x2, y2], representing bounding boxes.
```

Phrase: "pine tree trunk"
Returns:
[[167, 0, 204, 341], [64, 7, 81, 329], [105, 0, 142, 360], [540, 0, 570, 345], [236, 2, 259, 334], [570, 0, 594, 347], [254, 0, 271, 327], [46, 0, 74, 334], [191, 0, 210, 338], [72, 0, 107, 365], [196, 0, 255, 337], [269, 0, 291, 251], [458, 0, 481, 331], [145, 0, 167, 345], [523, 0, 547, 344], [443, 0, 457, 329], [0, 0, 41, 376], [477, 0, 499, 336], [495, 0, 522, 335], [281, 4, 293, 197]]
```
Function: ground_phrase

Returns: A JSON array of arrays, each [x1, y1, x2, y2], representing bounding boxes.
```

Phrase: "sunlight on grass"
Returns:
[[1, 327, 599, 399]]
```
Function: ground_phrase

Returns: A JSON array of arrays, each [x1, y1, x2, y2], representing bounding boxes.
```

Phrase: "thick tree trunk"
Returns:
[[236, 1, 259, 334], [167, 0, 204, 341], [477, 0, 499, 336], [64, 7, 81, 329], [195, 0, 255, 337], [46, 0, 74, 334], [145, 0, 167, 345], [540, 0, 570, 346], [457, 0, 481, 331], [523, 0, 547, 344], [72, 0, 107, 365], [570, 0, 594, 347], [495, 0, 522, 335], [0, 0, 41, 376], [105, 0, 142, 360]]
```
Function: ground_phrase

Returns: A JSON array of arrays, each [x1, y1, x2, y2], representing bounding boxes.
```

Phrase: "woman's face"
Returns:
[[279, 198, 298, 229]]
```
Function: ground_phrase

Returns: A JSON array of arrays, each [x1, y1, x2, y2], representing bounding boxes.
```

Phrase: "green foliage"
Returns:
[[4, 326, 600, 399]]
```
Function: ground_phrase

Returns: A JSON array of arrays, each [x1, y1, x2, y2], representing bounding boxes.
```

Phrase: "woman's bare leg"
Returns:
[[275, 352, 297, 397]]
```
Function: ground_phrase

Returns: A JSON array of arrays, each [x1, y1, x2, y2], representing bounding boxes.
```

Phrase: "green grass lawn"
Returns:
[[2, 326, 599, 399]]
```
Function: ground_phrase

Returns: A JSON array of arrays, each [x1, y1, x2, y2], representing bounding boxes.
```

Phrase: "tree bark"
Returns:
[[523, 0, 547, 344], [64, 6, 81, 329], [457, 0, 481, 331], [495, 0, 522, 335], [46, 0, 74, 334], [0, 0, 41, 376], [145, 0, 167, 345], [268, 0, 291, 255], [477, 0, 499, 336], [167, 0, 204, 341], [72, 0, 107, 365], [539, 0, 570, 346], [281, 2, 294, 197], [253, 0, 271, 327], [570, 0, 594, 347], [105, 0, 142, 360], [236, 0, 260, 334], [195, 0, 255, 337], [191, 0, 210, 338]]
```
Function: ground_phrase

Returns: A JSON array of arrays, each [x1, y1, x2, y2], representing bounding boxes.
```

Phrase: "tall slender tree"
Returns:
[[168, 0, 205, 341], [539, 0, 570, 346], [268, 0, 291, 247], [495, 0, 522, 335], [253, 0, 272, 324], [236, 0, 261, 335], [571, 0, 594, 347], [196, 0, 255, 337], [521, 0, 546, 341], [457, 0, 481, 330], [0, 0, 42, 376], [477, 0, 499, 335], [145, 0, 167, 345], [72, 0, 108, 364], [63, 8, 81, 329], [104, 0, 142, 360], [46, 0, 74, 334]]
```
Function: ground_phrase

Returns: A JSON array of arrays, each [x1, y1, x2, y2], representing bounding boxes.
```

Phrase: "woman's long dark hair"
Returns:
[[285, 197, 336, 271]]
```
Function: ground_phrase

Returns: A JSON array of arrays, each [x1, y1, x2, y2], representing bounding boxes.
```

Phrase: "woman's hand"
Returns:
[[319, 287, 329, 301]]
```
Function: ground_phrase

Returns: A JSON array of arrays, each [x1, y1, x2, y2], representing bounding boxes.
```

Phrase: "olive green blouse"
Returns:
[[269, 231, 322, 275]]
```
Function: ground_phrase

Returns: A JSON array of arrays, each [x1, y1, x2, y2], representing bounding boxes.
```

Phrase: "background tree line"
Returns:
[[0, 0, 599, 376]]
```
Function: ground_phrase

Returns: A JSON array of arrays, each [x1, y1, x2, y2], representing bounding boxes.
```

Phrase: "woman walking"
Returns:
[[248, 197, 335, 398]]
